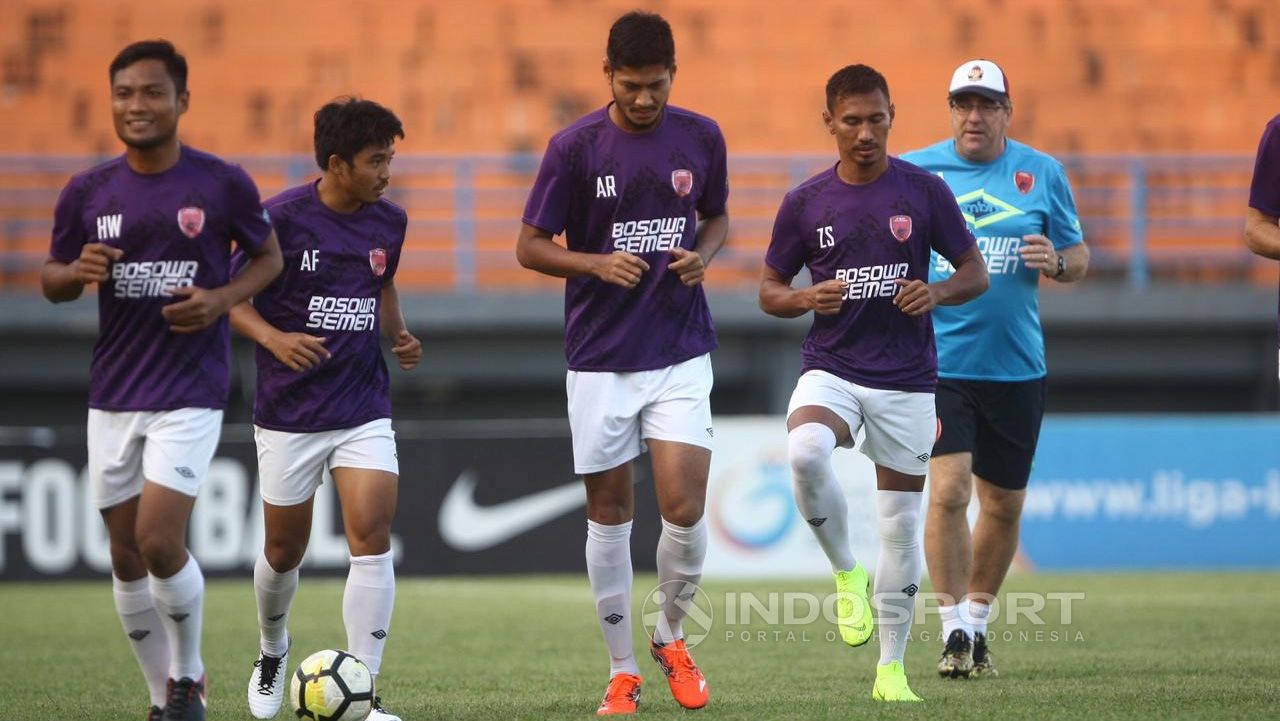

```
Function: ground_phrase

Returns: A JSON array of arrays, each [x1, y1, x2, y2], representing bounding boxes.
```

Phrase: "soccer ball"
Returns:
[[290, 649, 375, 721]]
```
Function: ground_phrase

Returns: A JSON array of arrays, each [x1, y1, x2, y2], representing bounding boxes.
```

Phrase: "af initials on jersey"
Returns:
[[596, 175, 617, 198], [300, 249, 319, 271]]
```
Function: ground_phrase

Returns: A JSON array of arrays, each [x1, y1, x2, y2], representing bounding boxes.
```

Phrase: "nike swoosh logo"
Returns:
[[438, 470, 586, 551]]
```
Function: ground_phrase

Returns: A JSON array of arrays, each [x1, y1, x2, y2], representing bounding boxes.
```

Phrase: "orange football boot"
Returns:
[[596, 673, 642, 716], [650, 639, 709, 709]]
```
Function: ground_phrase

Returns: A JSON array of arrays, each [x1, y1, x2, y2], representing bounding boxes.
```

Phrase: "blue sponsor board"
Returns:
[[1022, 416, 1280, 569]]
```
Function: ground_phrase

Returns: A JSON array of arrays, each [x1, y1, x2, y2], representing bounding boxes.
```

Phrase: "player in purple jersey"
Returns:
[[229, 98, 419, 721], [517, 11, 728, 716], [1246, 114, 1280, 358], [40, 40, 283, 721], [760, 65, 987, 703]]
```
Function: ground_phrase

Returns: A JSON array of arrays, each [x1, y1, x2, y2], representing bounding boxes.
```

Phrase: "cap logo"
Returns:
[[968, 65, 984, 81]]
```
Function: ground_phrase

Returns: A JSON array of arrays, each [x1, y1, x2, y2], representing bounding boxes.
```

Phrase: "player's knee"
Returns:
[[877, 509, 920, 550], [263, 538, 306, 572], [586, 498, 633, 525], [346, 526, 391, 557], [788, 424, 835, 481], [929, 480, 971, 512], [659, 499, 704, 528], [136, 533, 185, 576], [108, 542, 146, 579]]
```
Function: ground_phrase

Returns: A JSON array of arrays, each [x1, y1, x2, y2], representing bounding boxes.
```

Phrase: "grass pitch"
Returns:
[[6, 572, 1278, 720]]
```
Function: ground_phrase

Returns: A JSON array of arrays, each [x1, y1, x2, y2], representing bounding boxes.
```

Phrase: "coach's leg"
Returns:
[[968, 476, 1026, 632], [649, 440, 710, 645], [925, 452, 974, 634], [136, 482, 204, 683], [334, 467, 397, 676], [104, 496, 171, 709], [584, 463, 640, 677]]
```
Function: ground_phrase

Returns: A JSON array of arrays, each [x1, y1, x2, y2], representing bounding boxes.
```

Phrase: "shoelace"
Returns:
[[944, 630, 970, 655], [372, 695, 387, 711], [659, 646, 698, 682], [164, 678, 198, 719], [255, 654, 283, 694], [605, 677, 641, 703]]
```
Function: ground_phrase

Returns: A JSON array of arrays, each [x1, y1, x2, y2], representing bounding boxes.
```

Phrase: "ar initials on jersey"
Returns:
[[817, 225, 835, 248], [96, 214, 122, 241], [596, 175, 617, 198], [300, 249, 319, 271]]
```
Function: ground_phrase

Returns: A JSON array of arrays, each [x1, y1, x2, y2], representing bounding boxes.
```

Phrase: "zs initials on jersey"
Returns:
[[816, 225, 835, 249]]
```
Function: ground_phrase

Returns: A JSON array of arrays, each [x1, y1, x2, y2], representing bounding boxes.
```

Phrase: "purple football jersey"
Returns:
[[765, 158, 977, 392], [232, 181, 406, 432], [522, 104, 728, 372], [1249, 114, 1280, 343], [49, 146, 273, 411]]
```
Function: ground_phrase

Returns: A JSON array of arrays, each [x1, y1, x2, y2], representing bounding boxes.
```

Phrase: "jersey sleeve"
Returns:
[[928, 176, 978, 263], [383, 210, 408, 286], [1046, 161, 1084, 250], [1249, 117, 1280, 217], [49, 179, 87, 264], [226, 165, 274, 255], [764, 193, 807, 278], [521, 139, 572, 235], [697, 125, 729, 218]]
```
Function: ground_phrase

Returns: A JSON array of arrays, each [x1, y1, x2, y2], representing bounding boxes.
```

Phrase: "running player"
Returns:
[[232, 98, 418, 721], [760, 64, 987, 702], [517, 10, 729, 716], [1246, 113, 1280, 365], [41, 40, 283, 721], [901, 59, 1088, 678]]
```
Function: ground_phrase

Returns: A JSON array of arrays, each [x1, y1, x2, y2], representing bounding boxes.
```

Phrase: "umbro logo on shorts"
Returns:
[[174, 466, 196, 479], [705, 427, 714, 437], [604, 613, 624, 625], [915, 453, 931, 463]]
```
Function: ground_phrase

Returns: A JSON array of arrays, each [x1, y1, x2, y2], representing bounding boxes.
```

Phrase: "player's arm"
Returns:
[[1245, 207, 1280, 260], [668, 212, 729, 287], [380, 280, 421, 371], [758, 265, 847, 318], [163, 231, 283, 334], [41, 243, 125, 303], [516, 222, 650, 289], [1020, 235, 1090, 283], [229, 298, 330, 373], [894, 246, 988, 317]]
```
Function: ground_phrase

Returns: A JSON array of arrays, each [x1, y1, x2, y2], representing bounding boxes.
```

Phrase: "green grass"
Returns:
[[6, 572, 1279, 720]]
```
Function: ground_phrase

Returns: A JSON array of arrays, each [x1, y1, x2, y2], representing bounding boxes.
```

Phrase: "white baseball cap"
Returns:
[[948, 59, 1011, 101]]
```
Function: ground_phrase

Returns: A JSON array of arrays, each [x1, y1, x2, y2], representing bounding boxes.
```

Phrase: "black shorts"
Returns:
[[932, 377, 1047, 490]]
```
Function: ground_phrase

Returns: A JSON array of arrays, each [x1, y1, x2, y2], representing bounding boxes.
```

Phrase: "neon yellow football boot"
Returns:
[[833, 563, 874, 647], [872, 661, 923, 702]]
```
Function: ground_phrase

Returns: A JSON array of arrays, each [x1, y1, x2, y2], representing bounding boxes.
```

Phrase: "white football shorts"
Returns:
[[566, 353, 714, 475], [786, 369, 937, 476], [254, 417, 398, 506], [88, 407, 224, 509]]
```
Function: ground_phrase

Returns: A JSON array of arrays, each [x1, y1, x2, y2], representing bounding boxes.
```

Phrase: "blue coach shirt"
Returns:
[[901, 138, 1083, 380]]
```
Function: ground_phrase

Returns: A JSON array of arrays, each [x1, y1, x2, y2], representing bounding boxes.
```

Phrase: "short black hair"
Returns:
[[109, 40, 188, 95], [313, 97, 405, 171], [825, 64, 891, 111], [606, 11, 675, 70]]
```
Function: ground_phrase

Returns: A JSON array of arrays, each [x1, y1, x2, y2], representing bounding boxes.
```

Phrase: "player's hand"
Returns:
[[1019, 234, 1059, 275], [592, 251, 650, 289], [805, 278, 847, 315], [161, 285, 231, 333], [893, 279, 936, 316], [667, 247, 706, 286], [391, 330, 422, 371], [74, 243, 124, 284], [264, 331, 330, 372]]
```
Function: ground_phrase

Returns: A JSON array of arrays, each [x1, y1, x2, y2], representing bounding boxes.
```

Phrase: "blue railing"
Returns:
[[0, 153, 1260, 292]]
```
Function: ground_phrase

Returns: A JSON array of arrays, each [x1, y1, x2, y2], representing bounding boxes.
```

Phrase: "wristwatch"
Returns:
[[1051, 254, 1066, 278]]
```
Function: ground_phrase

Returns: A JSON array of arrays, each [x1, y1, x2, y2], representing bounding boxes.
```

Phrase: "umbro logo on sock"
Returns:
[[807, 517, 828, 527], [371, 629, 387, 639], [128, 629, 150, 641], [169, 613, 190, 622], [901, 584, 919, 597], [604, 613, 624, 625], [174, 466, 196, 479], [267, 613, 286, 622]]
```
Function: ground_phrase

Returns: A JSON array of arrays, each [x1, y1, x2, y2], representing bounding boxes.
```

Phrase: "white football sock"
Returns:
[[113, 575, 171, 707], [939, 603, 971, 641], [873, 490, 923, 666], [967, 598, 991, 636], [344, 550, 395, 676], [586, 519, 639, 677], [788, 423, 856, 571], [653, 516, 708, 645], [149, 555, 205, 680], [254, 552, 299, 656]]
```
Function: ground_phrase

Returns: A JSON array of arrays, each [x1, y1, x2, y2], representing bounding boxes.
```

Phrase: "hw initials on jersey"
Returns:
[[596, 175, 617, 198], [300, 249, 319, 272], [96, 214, 123, 241]]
